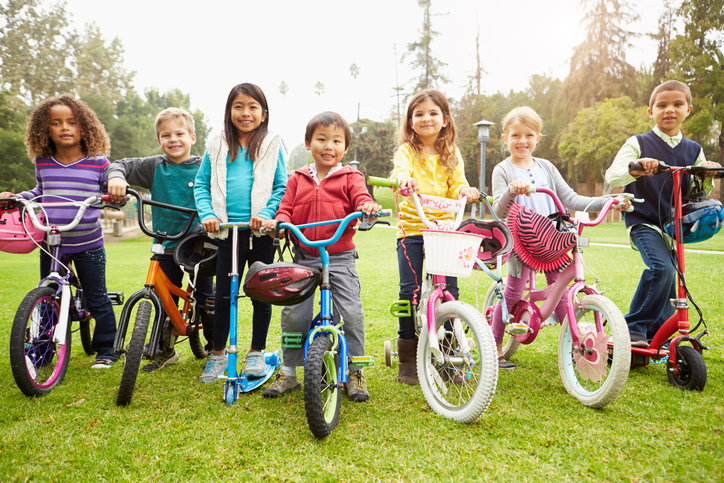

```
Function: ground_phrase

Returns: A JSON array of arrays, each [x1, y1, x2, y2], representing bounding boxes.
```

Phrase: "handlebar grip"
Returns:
[[368, 176, 398, 189], [628, 161, 644, 173]]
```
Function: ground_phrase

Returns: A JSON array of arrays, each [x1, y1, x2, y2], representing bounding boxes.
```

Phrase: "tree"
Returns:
[[403, 0, 448, 92], [564, 0, 640, 112], [349, 64, 360, 79], [314, 82, 325, 96], [288, 143, 311, 170], [0, 89, 33, 192], [279, 81, 288, 97], [558, 96, 650, 195], [347, 119, 396, 179]]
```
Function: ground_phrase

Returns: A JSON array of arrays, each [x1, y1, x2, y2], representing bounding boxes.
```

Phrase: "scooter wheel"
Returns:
[[225, 385, 236, 406], [667, 346, 707, 391], [384, 340, 392, 367]]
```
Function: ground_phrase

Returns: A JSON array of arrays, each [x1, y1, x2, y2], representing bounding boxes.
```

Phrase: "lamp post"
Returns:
[[474, 119, 493, 214]]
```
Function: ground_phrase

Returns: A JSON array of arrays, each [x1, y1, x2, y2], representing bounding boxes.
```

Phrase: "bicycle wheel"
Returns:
[[304, 336, 341, 439], [417, 300, 498, 423], [667, 346, 707, 391], [558, 294, 630, 408], [116, 300, 152, 406], [79, 316, 94, 355], [9, 287, 71, 397], [482, 280, 519, 360]]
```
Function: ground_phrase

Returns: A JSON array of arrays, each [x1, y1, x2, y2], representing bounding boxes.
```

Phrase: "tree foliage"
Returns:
[[403, 0, 448, 92], [347, 119, 396, 179], [558, 96, 650, 194]]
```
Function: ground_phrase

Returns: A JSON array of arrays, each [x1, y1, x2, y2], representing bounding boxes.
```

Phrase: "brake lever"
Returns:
[[358, 212, 390, 231]]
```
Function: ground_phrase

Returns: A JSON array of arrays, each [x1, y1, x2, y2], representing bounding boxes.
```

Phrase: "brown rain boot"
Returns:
[[396, 337, 419, 386]]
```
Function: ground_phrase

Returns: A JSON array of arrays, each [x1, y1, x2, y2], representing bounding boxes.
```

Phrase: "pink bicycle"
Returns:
[[482, 187, 635, 408]]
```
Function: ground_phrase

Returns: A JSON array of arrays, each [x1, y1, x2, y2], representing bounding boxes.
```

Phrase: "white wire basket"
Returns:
[[421, 229, 485, 278]]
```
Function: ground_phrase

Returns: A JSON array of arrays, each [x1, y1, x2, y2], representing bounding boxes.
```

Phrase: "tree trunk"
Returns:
[[719, 127, 724, 205]]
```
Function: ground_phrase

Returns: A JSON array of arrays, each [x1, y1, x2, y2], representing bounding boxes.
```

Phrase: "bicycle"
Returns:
[[1, 195, 124, 397], [244, 209, 390, 438], [625, 161, 724, 391], [113, 188, 215, 406], [368, 176, 499, 423], [481, 186, 635, 408]]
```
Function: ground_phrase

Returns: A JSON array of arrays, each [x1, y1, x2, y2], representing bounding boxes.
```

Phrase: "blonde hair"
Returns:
[[501, 106, 542, 138], [25, 94, 110, 160], [155, 107, 195, 138], [399, 89, 458, 172], [649, 80, 692, 108]]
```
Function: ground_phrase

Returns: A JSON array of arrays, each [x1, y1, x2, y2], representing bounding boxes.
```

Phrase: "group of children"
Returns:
[[2, 79, 720, 404]]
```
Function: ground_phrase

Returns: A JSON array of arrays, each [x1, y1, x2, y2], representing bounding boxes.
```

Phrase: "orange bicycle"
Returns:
[[113, 188, 216, 406]]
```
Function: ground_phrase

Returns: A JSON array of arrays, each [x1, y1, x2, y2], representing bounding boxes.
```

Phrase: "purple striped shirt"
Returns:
[[19, 155, 109, 254]]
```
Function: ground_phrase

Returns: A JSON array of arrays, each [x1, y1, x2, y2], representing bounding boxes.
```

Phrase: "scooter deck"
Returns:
[[224, 351, 281, 404]]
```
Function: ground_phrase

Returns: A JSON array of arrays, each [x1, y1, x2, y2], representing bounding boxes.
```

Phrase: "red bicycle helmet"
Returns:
[[173, 232, 219, 277], [0, 207, 46, 254], [243, 261, 321, 306], [457, 218, 514, 269]]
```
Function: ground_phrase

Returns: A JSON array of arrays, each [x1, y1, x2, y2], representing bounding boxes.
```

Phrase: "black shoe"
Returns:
[[498, 356, 515, 370], [630, 334, 650, 348]]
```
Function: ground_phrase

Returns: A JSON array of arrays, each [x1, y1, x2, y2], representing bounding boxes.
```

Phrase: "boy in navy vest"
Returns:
[[605, 80, 721, 348]]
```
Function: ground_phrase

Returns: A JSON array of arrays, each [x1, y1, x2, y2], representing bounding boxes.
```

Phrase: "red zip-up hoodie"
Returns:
[[275, 165, 373, 257]]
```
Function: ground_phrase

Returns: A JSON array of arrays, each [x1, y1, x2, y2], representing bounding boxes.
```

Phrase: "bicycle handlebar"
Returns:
[[4, 195, 106, 233], [123, 188, 199, 242], [629, 160, 724, 178]]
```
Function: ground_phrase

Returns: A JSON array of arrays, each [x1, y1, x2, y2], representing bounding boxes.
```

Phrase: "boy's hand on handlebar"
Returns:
[[107, 177, 128, 203], [702, 160, 722, 177], [261, 218, 284, 237], [509, 181, 531, 196], [201, 217, 221, 233], [459, 186, 479, 203], [358, 201, 383, 215], [630, 158, 661, 177]]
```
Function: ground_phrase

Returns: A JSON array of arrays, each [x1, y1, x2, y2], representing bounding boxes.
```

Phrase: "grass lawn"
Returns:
[[0, 224, 723, 482]]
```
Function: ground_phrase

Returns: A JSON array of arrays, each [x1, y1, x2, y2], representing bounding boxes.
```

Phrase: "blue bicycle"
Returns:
[[249, 209, 390, 438]]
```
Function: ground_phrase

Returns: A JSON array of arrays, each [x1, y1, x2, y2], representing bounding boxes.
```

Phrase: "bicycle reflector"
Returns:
[[0, 207, 46, 254], [243, 261, 321, 306], [664, 199, 724, 244], [173, 232, 219, 277], [457, 218, 514, 269]]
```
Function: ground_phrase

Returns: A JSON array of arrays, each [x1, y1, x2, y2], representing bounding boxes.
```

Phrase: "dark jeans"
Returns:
[[627, 225, 676, 339], [157, 254, 214, 350], [41, 247, 117, 360], [396, 236, 458, 340], [213, 232, 274, 352]]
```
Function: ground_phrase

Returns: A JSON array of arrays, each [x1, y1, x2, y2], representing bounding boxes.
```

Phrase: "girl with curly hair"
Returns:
[[0, 94, 119, 368]]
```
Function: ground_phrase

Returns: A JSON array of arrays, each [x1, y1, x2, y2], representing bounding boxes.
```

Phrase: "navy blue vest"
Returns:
[[623, 131, 699, 229]]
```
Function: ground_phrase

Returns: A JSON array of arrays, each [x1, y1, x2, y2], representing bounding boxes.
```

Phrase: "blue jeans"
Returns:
[[397, 236, 458, 340], [627, 225, 676, 339], [213, 232, 274, 352], [41, 247, 118, 360]]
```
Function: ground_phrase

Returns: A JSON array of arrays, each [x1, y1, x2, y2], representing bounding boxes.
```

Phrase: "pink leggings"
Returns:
[[491, 266, 568, 345]]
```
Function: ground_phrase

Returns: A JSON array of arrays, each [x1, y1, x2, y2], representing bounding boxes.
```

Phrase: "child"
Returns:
[[193, 83, 288, 383], [106, 107, 214, 372], [0, 94, 118, 368], [491, 106, 623, 369], [390, 89, 479, 386], [260, 111, 381, 402], [605, 80, 721, 348]]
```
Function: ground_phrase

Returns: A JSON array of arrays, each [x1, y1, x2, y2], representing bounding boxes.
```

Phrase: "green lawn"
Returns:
[[0, 226, 722, 482]]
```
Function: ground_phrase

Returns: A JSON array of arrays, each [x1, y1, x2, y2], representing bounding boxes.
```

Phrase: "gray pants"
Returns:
[[280, 248, 365, 368]]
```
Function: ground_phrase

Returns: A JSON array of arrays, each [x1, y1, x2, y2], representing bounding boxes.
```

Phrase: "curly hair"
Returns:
[[24, 94, 110, 161], [398, 89, 458, 172]]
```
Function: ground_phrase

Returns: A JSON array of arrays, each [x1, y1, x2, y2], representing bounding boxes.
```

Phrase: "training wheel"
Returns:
[[384, 340, 393, 366]]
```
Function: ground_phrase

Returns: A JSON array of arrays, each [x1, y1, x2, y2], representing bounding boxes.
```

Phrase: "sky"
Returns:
[[61, 0, 664, 153]]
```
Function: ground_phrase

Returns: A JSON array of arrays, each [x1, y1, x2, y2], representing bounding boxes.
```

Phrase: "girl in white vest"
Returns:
[[194, 83, 288, 382]]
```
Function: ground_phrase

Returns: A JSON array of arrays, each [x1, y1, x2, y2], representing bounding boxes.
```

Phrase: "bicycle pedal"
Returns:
[[390, 300, 412, 318], [281, 332, 303, 349], [349, 356, 374, 367], [506, 323, 530, 336]]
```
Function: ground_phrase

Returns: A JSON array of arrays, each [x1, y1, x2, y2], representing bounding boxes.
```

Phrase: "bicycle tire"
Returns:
[[78, 292, 95, 355], [9, 287, 71, 397], [304, 336, 341, 439], [557, 295, 630, 408], [417, 300, 498, 423], [667, 346, 707, 391], [482, 280, 520, 360], [116, 300, 152, 406]]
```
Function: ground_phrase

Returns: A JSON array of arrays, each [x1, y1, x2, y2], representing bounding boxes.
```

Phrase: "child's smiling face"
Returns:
[[502, 121, 542, 162], [648, 90, 692, 136], [48, 104, 80, 151], [231, 92, 266, 145], [306, 124, 348, 180], [157, 118, 196, 163], [409, 98, 448, 143]]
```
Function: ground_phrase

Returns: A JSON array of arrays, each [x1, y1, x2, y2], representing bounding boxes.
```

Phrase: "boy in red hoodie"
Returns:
[[261, 111, 381, 402]]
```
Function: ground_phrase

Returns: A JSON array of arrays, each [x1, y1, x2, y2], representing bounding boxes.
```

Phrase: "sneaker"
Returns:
[[630, 333, 650, 348], [244, 351, 266, 377], [91, 357, 116, 369], [498, 356, 515, 370], [141, 349, 179, 373], [198, 352, 227, 383], [345, 371, 370, 402], [262, 373, 301, 398]]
